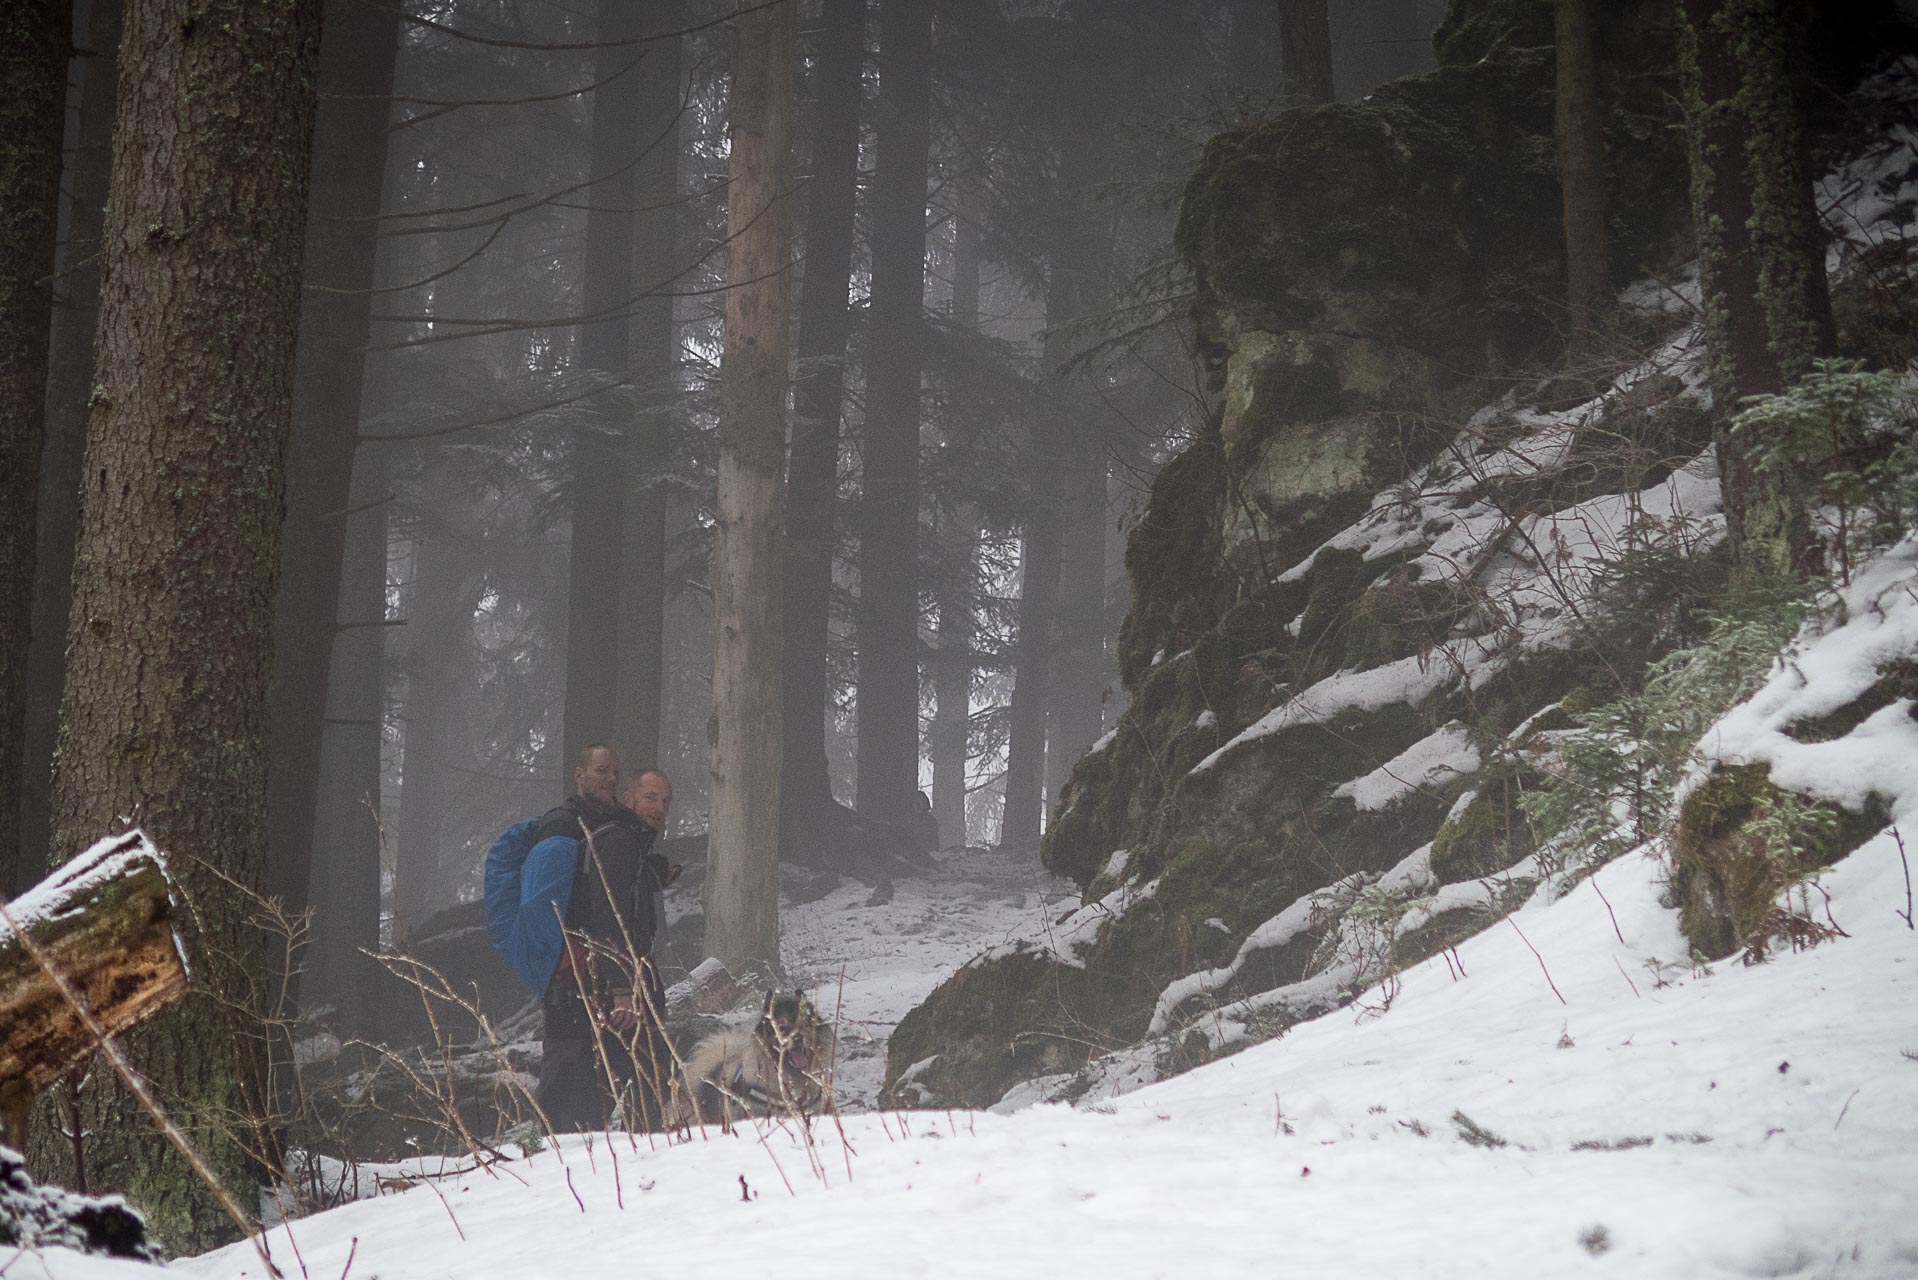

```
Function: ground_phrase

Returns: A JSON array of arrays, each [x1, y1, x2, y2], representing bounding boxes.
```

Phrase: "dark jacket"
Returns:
[[535, 795, 669, 981]]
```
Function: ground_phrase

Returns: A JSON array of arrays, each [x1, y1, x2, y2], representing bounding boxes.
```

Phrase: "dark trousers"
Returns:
[[537, 963, 670, 1133]]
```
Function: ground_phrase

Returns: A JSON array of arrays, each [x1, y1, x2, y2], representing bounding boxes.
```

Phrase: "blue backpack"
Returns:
[[482, 817, 585, 998]]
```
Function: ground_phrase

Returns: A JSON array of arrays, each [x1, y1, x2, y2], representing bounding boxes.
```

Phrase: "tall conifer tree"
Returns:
[[38, 0, 322, 1251]]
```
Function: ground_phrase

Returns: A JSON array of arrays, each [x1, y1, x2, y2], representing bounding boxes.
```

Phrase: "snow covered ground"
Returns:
[[9, 791, 1915, 1279], [774, 845, 1082, 1108]]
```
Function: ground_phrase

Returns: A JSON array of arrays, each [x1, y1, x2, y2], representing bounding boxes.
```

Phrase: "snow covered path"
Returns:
[[775, 845, 1082, 1109]]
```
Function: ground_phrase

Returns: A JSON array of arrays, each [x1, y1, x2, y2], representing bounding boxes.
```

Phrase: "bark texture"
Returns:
[[1227, 0, 1280, 98], [1677, 0, 1835, 575], [38, 0, 321, 1253], [855, 0, 934, 835], [705, 0, 793, 973], [1000, 427, 1063, 852], [781, 0, 865, 862], [0, 0, 70, 895], [393, 467, 482, 935], [1046, 429, 1109, 802]]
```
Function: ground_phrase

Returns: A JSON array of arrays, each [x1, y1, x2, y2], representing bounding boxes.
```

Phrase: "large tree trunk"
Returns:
[[929, 205, 983, 850], [0, 0, 70, 895], [1677, 0, 1834, 576], [301, 447, 388, 1036], [36, 0, 321, 1253], [855, 0, 933, 838], [1227, 0, 1280, 98], [265, 0, 401, 922], [1000, 427, 1064, 852], [617, 0, 685, 772], [393, 472, 482, 938], [1555, 0, 1608, 368], [1046, 430, 1109, 803], [19, 0, 120, 895], [1039, 206, 1110, 818], [1330, 0, 1430, 96], [780, 0, 865, 864], [705, 0, 792, 974], [1278, 0, 1334, 104], [562, 0, 648, 777]]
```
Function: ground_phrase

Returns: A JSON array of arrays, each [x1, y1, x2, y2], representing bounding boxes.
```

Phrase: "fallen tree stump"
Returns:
[[0, 831, 189, 1146]]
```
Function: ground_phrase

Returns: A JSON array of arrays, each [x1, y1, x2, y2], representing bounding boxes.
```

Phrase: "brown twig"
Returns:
[[1612, 954, 1641, 998], [1505, 915, 1566, 1005], [1893, 827, 1914, 930], [564, 1166, 586, 1213], [1590, 876, 1627, 946]]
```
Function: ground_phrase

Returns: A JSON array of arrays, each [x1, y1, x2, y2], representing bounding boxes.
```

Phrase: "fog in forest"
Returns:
[[12, 0, 1918, 1265], [15, 0, 1445, 1006]]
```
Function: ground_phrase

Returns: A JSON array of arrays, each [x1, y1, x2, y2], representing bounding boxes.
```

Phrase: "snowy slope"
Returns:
[[10, 788, 1912, 1278]]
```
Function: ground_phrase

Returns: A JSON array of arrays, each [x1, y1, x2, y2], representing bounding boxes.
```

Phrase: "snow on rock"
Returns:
[[1191, 640, 1506, 776], [1700, 536, 1918, 819], [1148, 873, 1369, 1034], [0, 1145, 157, 1272], [1333, 721, 1480, 811], [980, 876, 1160, 972]]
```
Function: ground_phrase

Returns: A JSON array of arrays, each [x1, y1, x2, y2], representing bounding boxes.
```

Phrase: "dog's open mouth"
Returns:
[[777, 1038, 813, 1076]]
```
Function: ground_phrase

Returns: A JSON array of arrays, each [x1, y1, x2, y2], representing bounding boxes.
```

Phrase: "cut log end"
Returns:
[[0, 832, 191, 1099]]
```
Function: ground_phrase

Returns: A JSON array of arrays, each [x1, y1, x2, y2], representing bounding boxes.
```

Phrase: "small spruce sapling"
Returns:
[[1524, 575, 1819, 872], [1732, 358, 1917, 584]]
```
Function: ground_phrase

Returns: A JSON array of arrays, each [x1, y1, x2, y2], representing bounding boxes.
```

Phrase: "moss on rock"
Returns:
[[1117, 435, 1229, 691], [1429, 758, 1546, 883], [1673, 764, 1888, 960], [884, 950, 1092, 1109], [1783, 660, 1918, 744]]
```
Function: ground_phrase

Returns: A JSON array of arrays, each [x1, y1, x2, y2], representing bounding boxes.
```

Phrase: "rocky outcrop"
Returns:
[[886, 1, 1911, 1110]]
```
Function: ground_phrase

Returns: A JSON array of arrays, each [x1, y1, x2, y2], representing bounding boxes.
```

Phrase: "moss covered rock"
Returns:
[[884, 950, 1090, 1109], [889, 0, 1728, 1112], [1673, 764, 1888, 961], [1429, 758, 1546, 883], [1116, 434, 1230, 690]]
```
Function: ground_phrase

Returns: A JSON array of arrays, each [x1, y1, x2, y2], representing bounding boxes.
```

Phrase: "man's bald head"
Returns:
[[574, 743, 620, 807], [625, 768, 673, 831]]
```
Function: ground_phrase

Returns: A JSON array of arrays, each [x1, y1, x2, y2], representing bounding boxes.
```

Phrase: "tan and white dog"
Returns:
[[672, 991, 833, 1127]]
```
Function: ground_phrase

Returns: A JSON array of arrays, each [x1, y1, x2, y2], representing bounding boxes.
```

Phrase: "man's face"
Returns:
[[627, 771, 673, 831], [575, 748, 621, 807]]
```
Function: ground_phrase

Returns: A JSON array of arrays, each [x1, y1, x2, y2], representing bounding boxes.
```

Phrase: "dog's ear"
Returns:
[[760, 989, 777, 1017]]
